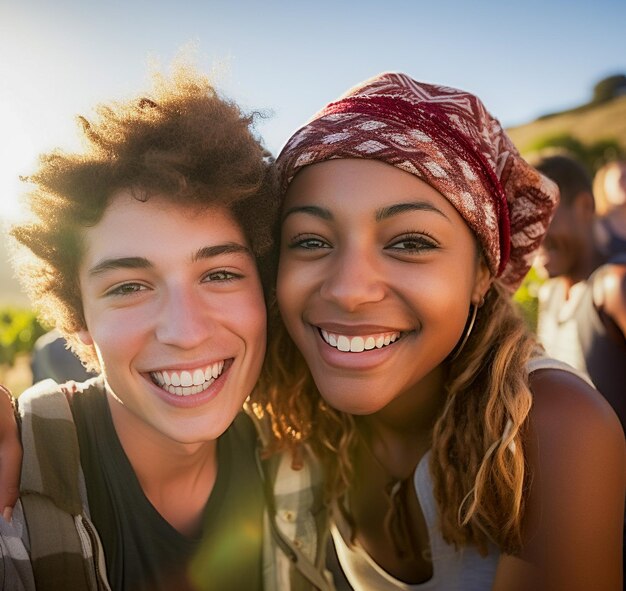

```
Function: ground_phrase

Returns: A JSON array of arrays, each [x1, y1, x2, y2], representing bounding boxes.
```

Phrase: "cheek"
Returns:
[[276, 258, 307, 323], [231, 288, 268, 351]]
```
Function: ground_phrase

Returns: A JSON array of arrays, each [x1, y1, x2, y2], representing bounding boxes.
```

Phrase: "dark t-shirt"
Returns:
[[71, 385, 264, 591]]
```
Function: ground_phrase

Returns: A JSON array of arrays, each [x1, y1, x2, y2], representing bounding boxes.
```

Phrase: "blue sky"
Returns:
[[1, 0, 625, 220]]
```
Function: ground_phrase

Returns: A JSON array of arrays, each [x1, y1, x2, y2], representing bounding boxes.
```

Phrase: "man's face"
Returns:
[[77, 191, 267, 446], [538, 200, 587, 279]]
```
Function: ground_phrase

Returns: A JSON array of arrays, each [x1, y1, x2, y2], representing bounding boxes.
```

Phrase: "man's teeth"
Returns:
[[150, 361, 225, 396], [320, 329, 401, 352]]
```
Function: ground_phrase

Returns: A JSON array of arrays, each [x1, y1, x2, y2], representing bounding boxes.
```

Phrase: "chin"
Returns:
[[318, 390, 387, 416]]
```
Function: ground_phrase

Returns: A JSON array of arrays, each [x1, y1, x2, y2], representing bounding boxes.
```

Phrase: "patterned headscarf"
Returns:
[[276, 72, 558, 290]]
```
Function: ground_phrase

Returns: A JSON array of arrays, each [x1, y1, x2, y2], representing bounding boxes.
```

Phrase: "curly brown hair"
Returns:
[[255, 280, 537, 556], [9, 67, 278, 370]]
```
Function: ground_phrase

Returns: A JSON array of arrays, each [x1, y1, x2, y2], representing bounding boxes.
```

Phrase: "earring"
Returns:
[[449, 303, 479, 362]]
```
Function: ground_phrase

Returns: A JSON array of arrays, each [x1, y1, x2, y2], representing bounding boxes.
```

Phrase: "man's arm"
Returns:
[[0, 385, 22, 520], [593, 262, 626, 339]]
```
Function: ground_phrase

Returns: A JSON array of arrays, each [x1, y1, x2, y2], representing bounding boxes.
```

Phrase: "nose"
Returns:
[[155, 286, 214, 349], [319, 246, 386, 312]]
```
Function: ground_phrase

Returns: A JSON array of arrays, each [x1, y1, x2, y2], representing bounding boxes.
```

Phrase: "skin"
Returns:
[[0, 385, 20, 520], [278, 159, 491, 417], [603, 162, 626, 209], [278, 158, 625, 589]]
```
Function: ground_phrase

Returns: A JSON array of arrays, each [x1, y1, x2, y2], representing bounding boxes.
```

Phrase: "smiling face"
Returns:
[[277, 159, 491, 415], [77, 191, 266, 444]]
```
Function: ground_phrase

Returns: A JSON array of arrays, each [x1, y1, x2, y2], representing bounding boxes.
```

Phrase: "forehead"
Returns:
[[284, 158, 464, 223], [80, 191, 249, 263]]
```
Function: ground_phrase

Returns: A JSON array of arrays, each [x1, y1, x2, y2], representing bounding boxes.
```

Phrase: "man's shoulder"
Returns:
[[591, 260, 626, 324]]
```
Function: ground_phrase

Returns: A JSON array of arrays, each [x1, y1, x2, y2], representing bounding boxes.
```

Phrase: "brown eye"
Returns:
[[388, 234, 438, 252], [107, 283, 147, 296]]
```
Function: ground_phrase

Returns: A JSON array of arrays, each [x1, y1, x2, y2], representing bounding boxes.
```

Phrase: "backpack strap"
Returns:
[[18, 379, 110, 591], [246, 408, 334, 591]]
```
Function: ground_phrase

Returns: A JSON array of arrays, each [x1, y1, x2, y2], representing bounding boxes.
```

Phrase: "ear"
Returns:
[[76, 329, 94, 346], [471, 257, 492, 306]]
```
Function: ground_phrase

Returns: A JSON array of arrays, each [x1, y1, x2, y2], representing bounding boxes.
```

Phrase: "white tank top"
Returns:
[[331, 452, 499, 591]]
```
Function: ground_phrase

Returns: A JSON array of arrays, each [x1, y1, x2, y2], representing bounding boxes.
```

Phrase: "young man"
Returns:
[[536, 154, 626, 432], [0, 69, 330, 591]]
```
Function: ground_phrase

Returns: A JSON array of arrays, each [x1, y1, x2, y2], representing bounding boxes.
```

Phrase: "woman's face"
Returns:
[[277, 159, 490, 415]]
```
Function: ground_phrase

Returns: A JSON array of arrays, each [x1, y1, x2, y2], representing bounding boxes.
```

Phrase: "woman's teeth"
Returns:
[[320, 329, 401, 352], [150, 361, 225, 396]]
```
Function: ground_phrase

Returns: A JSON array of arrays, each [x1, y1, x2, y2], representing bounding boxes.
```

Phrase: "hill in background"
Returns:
[[507, 74, 626, 165]]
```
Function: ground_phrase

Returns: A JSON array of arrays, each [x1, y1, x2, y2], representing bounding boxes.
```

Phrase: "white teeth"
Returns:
[[150, 361, 226, 397], [193, 369, 205, 386], [320, 329, 402, 353], [350, 336, 365, 353], [337, 335, 350, 352], [180, 371, 193, 387]]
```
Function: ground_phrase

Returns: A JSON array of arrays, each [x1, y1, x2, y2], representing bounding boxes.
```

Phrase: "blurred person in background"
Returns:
[[593, 159, 626, 255], [536, 154, 626, 432], [30, 329, 94, 384]]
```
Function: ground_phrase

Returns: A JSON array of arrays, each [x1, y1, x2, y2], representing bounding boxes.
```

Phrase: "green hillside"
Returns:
[[507, 94, 626, 162]]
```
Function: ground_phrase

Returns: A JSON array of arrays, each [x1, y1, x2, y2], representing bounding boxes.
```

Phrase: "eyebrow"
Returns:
[[375, 201, 450, 222], [282, 205, 332, 222], [282, 201, 449, 223], [88, 242, 251, 277], [191, 243, 251, 262]]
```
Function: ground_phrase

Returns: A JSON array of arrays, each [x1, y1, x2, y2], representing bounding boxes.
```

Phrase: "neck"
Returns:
[[357, 365, 446, 480], [107, 393, 218, 535]]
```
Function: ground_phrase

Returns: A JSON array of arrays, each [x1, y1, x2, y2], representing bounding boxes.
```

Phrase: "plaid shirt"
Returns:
[[0, 379, 334, 591]]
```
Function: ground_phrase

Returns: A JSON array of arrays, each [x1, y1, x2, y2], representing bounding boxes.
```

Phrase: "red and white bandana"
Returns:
[[277, 72, 558, 291]]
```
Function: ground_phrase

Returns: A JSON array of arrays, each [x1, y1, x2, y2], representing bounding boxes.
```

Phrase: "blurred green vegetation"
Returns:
[[513, 267, 545, 333], [0, 307, 47, 366], [525, 133, 623, 175]]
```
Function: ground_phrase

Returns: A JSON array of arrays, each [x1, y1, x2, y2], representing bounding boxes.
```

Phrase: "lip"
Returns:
[[143, 358, 233, 409]]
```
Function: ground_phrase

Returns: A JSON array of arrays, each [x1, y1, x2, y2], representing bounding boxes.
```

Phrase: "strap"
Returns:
[[21, 495, 93, 591], [526, 355, 593, 386], [18, 379, 108, 590], [255, 448, 334, 591]]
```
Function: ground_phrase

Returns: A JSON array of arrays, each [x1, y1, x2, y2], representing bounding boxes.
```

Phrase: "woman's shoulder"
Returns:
[[494, 362, 625, 589], [527, 363, 622, 445]]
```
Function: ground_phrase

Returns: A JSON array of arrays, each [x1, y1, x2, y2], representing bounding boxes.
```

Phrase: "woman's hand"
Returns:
[[0, 385, 22, 521]]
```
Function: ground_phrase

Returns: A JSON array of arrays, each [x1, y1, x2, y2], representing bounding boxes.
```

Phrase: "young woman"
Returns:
[[258, 72, 626, 590]]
